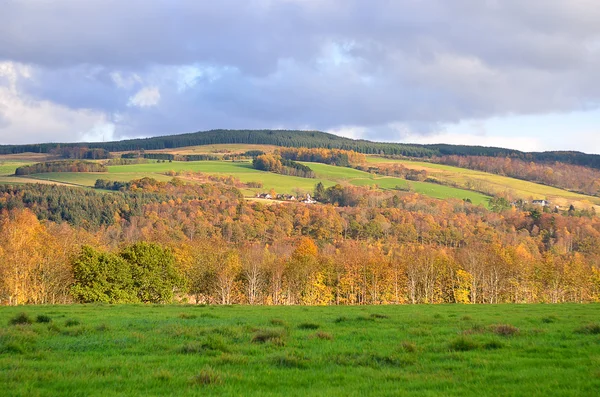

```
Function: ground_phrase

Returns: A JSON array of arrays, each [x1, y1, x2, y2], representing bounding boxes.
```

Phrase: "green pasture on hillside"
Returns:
[[1, 304, 599, 396], [366, 156, 600, 207], [21, 160, 489, 205], [0, 162, 30, 176]]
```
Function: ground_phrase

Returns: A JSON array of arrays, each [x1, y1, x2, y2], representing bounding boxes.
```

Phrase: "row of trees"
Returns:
[[1, 209, 599, 305], [276, 147, 366, 167], [252, 154, 316, 178], [15, 160, 107, 176], [356, 163, 428, 181], [2, 178, 600, 305], [0, 130, 437, 157], [4, 130, 600, 169], [48, 147, 110, 160]]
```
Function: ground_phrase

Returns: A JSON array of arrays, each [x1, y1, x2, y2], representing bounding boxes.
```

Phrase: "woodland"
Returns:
[[1, 174, 599, 306]]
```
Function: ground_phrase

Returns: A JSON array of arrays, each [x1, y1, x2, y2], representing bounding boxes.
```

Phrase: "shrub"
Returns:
[[9, 313, 33, 326]]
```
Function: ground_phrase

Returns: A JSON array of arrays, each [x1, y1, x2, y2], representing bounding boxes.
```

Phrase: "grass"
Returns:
[[0, 304, 599, 396], [0, 163, 26, 176], [3, 148, 600, 210], [20, 159, 490, 205], [366, 156, 600, 208]]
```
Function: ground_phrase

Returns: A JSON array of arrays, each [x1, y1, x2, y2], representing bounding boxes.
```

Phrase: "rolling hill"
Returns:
[[3, 129, 600, 169]]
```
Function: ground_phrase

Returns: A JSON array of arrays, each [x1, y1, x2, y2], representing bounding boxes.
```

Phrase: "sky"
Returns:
[[0, 0, 599, 153]]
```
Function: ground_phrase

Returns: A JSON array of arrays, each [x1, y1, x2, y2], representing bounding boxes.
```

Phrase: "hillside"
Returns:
[[366, 156, 600, 209], [2, 159, 490, 206], [3, 129, 600, 169], [3, 141, 600, 210]]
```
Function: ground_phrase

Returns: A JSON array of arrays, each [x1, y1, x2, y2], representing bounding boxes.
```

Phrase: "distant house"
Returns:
[[301, 193, 317, 204], [532, 200, 549, 206], [256, 193, 272, 199], [276, 194, 297, 201]]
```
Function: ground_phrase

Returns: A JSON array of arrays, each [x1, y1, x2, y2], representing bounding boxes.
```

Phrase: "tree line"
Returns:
[[4, 130, 600, 169], [1, 178, 600, 305], [15, 160, 107, 176], [276, 147, 366, 167], [252, 154, 316, 178]]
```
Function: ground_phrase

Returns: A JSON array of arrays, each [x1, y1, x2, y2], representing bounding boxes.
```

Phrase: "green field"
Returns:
[[1, 304, 599, 396], [21, 160, 490, 206], [0, 162, 29, 176], [367, 156, 600, 208]]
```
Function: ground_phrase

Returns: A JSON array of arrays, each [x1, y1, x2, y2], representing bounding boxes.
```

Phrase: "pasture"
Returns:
[[21, 159, 490, 205], [367, 156, 600, 208], [1, 304, 599, 396]]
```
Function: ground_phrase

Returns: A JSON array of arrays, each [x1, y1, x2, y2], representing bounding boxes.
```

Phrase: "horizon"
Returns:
[[1, 1, 600, 153], [0, 128, 596, 156]]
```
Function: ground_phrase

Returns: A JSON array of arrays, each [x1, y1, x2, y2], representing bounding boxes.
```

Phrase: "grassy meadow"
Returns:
[[367, 156, 600, 208], [18, 159, 489, 206], [6, 147, 600, 209], [1, 304, 599, 396]]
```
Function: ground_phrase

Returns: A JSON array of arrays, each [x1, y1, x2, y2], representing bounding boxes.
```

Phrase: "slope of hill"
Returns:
[[3, 129, 600, 169], [0, 129, 436, 157], [18, 160, 490, 206], [367, 156, 600, 209]]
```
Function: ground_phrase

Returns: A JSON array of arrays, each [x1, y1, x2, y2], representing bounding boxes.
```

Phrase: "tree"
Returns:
[[313, 182, 326, 202], [120, 242, 183, 303], [71, 246, 137, 304]]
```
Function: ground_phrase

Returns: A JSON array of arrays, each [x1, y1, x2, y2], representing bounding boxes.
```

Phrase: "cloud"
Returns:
[[128, 87, 160, 108], [0, 1, 599, 150]]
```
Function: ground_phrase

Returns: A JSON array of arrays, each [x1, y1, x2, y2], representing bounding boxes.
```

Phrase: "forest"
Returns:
[[1, 177, 599, 306], [3, 129, 600, 170]]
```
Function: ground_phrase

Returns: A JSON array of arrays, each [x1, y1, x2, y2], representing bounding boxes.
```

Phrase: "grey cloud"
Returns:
[[0, 0, 599, 144]]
